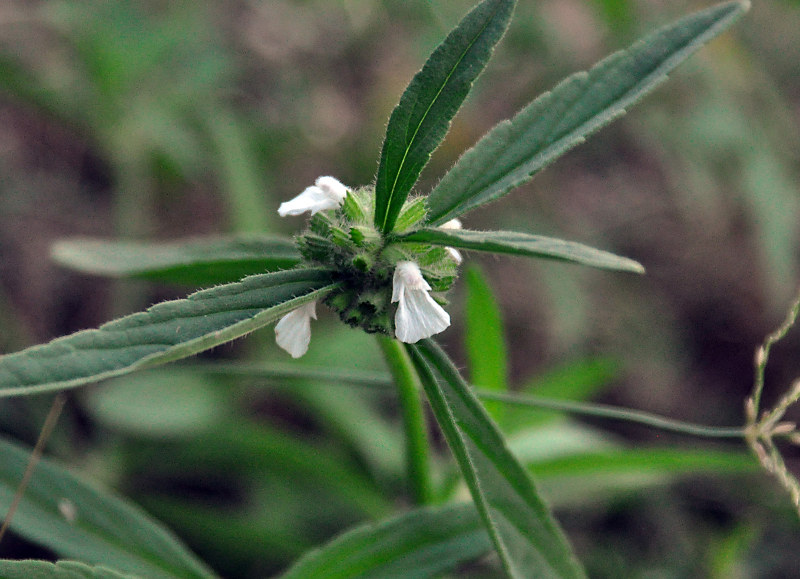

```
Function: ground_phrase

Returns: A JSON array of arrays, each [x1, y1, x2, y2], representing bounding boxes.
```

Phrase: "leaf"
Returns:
[[464, 265, 508, 421], [531, 448, 757, 507], [84, 369, 227, 438], [509, 358, 619, 429], [399, 228, 644, 273], [0, 560, 135, 579], [280, 502, 491, 579], [373, 0, 515, 234], [407, 340, 585, 579], [424, 0, 750, 225], [51, 236, 301, 286], [0, 268, 335, 397], [531, 448, 756, 481], [0, 437, 215, 579], [130, 418, 392, 520]]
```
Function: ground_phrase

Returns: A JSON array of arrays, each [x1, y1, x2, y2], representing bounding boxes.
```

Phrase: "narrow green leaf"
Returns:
[[425, 0, 750, 224], [374, 0, 515, 233], [0, 560, 135, 579], [464, 266, 508, 421], [532, 448, 757, 507], [280, 502, 491, 579], [407, 340, 585, 579], [531, 448, 756, 480], [0, 269, 335, 397], [0, 437, 215, 579], [51, 236, 301, 286], [399, 228, 644, 273]]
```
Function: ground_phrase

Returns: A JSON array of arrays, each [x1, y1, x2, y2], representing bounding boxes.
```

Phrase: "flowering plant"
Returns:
[[0, 1, 758, 577]]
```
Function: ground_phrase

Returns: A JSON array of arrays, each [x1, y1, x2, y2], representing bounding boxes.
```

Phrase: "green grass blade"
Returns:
[[464, 266, 508, 421], [280, 502, 491, 579], [0, 560, 134, 579], [51, 236, 301, 286], [0, 269, 335, 397], [407, 339, 585, 579], [425, 0, 750, 225], [0, 437, 216, 579], [374, 0, 515, 234], [399, 228, 644, 273]]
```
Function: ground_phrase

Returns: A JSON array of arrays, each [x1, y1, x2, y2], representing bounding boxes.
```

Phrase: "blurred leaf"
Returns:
[[84, 369, 226, 438], [0, 560, 133, 579], [707, 523, 759, 579], [408, 339, 585, 578], [51, 236, 301, 286], [203, 110, 274, 234], [464, 265, 508, 421], [399, 228, 644, 273], [280, 502, 491, 579], [0, 437, 215, 578], [425, 0, 750, 225], [592, 0, 635, 37], [127, 418, 391, 520], [0, 269, 334, 397], [374, 0, 515, 233], [530, 448, 756, 479], [531, 448, 757, 506], [0, 55, 81, 125], [509, 358, 619, 428]]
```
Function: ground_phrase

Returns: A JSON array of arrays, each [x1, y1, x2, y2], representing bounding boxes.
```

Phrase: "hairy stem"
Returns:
[[478, 391, 746, 439], [378, 336, 434, 504]]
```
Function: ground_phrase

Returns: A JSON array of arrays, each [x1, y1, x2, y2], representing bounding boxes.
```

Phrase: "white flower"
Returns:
[[440, 218, 463, 264], [278, 176, 348, 217], [392, 261, 451, 343], [275, 301, 317, 358]]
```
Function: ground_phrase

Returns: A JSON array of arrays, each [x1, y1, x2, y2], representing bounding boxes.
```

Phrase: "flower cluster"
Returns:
[[274, 177, 459, 358]]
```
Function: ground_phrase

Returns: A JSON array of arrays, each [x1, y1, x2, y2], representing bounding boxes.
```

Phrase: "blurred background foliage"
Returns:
[[0, 0, 799, 577]]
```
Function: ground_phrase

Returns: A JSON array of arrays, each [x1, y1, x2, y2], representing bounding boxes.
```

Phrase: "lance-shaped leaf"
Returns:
[[281, 502, 491, 579], [0, 436, 215, 578], [51, 235, 301, 286], [0, 560, 133, 579], [425, 0, 750, 225], [407, 340, 585, 579], [0, 268, 335, 397], [374, 0, 515, 234], [398, 228, 644, 273]]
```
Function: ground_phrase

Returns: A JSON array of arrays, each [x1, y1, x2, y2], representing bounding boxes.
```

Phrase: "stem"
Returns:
[[478, 391, 746, 439], [751, 289, 800, 415], [0, 393, 66, 544], [198, 363, 754, 440], [378, 336, 434, 505]]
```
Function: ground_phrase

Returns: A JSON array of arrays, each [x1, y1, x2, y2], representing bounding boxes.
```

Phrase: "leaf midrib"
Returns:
[[380, 1, 502, 232]]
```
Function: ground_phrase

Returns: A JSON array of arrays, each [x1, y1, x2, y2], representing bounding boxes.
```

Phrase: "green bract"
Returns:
[[297, 188, 459, 335]]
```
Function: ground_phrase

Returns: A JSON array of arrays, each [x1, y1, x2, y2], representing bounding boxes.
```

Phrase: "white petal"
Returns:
[[446, 247, 463, 264], [392, 261, 431, 301], [275, 302, 317, 358], [278, 186, 335, 216], [394, 287, 450, 343], [392, 261, 450, 343], [315, 176, 348, 204], [438, 219, 463, 263], [278, 176, 348, 217]]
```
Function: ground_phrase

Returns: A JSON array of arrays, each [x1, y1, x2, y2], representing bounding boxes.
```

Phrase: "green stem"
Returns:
[[197, 363, 753, 440], [478, 391, 746, 439], [378, 336, 434, 505]]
